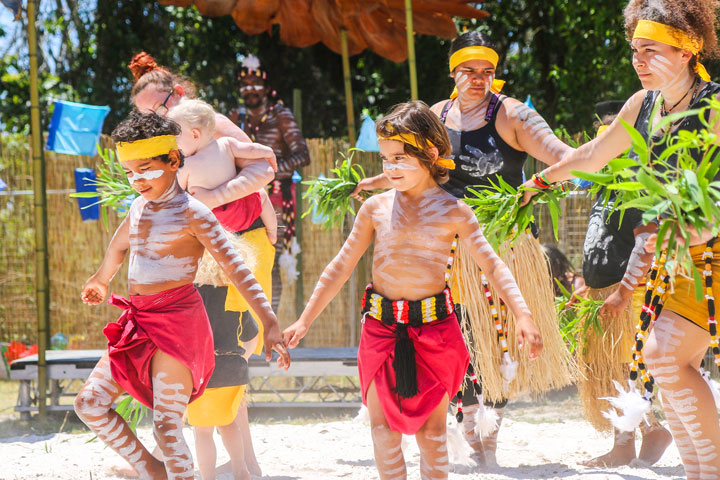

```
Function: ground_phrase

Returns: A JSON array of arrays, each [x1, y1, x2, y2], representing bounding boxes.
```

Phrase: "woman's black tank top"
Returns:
[[439, 95, 528, 199], [631, 81, 720, 165]]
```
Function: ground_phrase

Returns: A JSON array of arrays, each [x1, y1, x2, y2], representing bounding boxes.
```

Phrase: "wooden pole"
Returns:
[[405, 0, 418, 100], [340, 29, 356, 146], [28, 0, 50, 419], [292, 88, 304, 319]]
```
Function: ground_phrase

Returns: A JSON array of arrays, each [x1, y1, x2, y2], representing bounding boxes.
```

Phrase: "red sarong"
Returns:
[[358, 312, 469, 434], [212, 192, 262, 233], [103, 284, 215, 409]]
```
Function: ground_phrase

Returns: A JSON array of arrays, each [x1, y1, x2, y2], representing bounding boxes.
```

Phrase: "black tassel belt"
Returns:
[[360, 284, 455, 400]]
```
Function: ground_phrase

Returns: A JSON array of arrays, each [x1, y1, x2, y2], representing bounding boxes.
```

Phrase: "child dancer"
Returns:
[[74, 110, 290, 480], [283, 101, 542, 479]]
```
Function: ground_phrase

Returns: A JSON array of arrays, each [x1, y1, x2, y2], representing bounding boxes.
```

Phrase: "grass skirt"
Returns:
[[451, 233, 577, 403]]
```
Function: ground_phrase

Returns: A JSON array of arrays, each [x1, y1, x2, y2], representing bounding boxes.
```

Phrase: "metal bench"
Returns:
[[10, 347, 361, 419]]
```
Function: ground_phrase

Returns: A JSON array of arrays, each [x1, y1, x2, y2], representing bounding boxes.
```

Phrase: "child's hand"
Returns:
[[600, 288, 631, 319], [81, 276, 108, 305], [263, 323, 291, 370], [282, 319, 309, 349], [516, 316, 542, 360]]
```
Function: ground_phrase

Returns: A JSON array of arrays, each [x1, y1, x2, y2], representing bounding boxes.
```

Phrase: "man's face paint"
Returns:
[[240, 76, 266, 108]]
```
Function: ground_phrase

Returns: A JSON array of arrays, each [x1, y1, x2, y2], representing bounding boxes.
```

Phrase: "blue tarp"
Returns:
[[46, 100, 110, 156]]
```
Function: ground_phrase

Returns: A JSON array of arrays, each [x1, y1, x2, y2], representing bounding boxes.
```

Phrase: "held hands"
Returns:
[[282, 319, 309, 349], [81, 276, 108, 305], [263, 322, 291, 370], [516, 316, 543, 360]]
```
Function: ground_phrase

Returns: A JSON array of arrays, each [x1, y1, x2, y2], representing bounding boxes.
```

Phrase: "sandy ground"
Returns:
[[0, 400, 688, 480]]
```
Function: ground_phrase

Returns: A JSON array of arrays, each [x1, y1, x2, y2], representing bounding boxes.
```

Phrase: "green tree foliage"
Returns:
[[2, 0, 718, 137]]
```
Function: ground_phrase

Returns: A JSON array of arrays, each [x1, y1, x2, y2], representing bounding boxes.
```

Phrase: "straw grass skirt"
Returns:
[[451, 232, 577, 403], [194, 228, 260, 287], [576, 284, 638, 431]]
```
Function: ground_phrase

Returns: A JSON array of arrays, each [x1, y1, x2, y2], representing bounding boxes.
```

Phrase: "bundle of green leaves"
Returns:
[[302, 149, 373, 230], [555, 281, 603, 355], [572, 99, 720, 299], [462, 176, 569, 251], [70, 147, 136, 229]]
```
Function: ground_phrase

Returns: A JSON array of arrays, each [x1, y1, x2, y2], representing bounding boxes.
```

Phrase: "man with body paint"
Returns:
[[129, 52, 274, 478], [231, 55, 310, 313], [522, 1, 720, 477], [284, 101, 542, 480], [573, 110, 672, 467], [74, 111, 290, 480], [353, 31, 574, 467]]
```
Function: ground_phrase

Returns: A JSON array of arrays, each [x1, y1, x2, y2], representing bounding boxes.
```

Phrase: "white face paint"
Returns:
[[127, 169, 164, 182], [382, 162, 417, 171]]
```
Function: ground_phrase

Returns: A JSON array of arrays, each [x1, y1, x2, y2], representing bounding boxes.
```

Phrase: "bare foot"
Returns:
[[110, 446, 164, 478], [245, 457, 262, 478], [581, 431, 636, 467], [637, 426, 673, 466]]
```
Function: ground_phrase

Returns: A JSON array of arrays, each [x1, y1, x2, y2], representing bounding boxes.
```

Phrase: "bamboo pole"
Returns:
[[405, 0, 418, 100], [292, 88, 304, 320], [340, 29, 356, 146], [28, 0, 50, 419]]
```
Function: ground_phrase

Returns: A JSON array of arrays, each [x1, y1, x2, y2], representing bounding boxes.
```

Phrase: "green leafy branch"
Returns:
[[301, 148, 374, 230], [462, 176, 569, 251], [571, 98, 720, 300], [69, 146, 136, 230], [555, 281, 603, 355]]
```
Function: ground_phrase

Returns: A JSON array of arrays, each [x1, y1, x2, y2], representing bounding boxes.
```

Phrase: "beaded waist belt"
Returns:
[[360, 283, 454, 326]]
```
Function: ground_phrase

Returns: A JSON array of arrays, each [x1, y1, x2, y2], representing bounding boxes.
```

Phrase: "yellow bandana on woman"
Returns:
[[116, 135, 179, 162], [378, 131, 456, 169], [633, 19, 710, 81], [448, 46, 506, 99]]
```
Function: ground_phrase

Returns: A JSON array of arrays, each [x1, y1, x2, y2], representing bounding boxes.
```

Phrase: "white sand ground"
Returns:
[[0, 413, 687, 480]]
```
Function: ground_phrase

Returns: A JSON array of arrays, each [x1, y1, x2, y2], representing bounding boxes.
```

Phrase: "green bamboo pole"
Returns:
[[292, 88, 304, 321], [28, 0, 50, 419], [405, 0, 418, 100], [340, 29, 356, 146]]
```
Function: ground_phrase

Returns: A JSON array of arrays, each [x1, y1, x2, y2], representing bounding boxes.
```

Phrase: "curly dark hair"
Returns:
[[376, 101, 451, 185], [111, 109, 185, 168], [624, 0, 720, 62]]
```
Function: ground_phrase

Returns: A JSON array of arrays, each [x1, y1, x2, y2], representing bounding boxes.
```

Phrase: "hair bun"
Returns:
[[128, 52, 159, 80]]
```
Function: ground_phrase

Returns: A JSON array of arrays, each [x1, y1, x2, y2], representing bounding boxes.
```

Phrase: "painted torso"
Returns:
[[368, 188, 467, 301]]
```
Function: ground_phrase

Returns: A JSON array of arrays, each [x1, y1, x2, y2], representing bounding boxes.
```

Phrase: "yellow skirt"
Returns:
[[186, 385, 246, 427], [663, 242, 720, 331], [225, 227, 275, 355]]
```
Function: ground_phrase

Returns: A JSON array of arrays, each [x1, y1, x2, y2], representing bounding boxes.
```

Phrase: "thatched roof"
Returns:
[[157, 0, 488, 62]]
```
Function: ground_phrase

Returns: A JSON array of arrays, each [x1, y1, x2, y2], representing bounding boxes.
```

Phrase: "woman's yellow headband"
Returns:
[[449, 46, 506, 99], [633, 20, 710, 81], [116, 135, 179, 162], [378, 131, 455, 170]]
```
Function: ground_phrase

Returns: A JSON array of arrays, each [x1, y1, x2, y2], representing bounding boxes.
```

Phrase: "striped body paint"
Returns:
[[152, 372, 193, 479]]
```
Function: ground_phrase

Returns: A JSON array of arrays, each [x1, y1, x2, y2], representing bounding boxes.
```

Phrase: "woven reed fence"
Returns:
[[0, 134, 591, 349]]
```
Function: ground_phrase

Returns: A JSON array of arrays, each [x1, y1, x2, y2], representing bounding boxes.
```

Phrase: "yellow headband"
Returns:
[[449, 46, 505, 99], [378, 132, 455, 170], [116, 135, 179, 162], [633, 20, 710, 81]]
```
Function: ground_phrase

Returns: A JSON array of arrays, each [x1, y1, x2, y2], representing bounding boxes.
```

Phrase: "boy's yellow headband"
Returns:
[[633, 20, 710, 81], [116, 135, 179, 162], [378, 130, 455, 170], [449, 46, 506, 99]]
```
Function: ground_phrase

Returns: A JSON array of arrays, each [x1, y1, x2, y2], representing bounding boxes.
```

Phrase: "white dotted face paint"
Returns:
[[127, 169, 164, 182]]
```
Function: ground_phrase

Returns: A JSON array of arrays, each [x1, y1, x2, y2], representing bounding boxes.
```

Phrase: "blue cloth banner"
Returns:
[[0, 177, 7, 192], [46, 100, 110, 156], [356, 113, 379, 152], [74, 168, 100, 221]]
